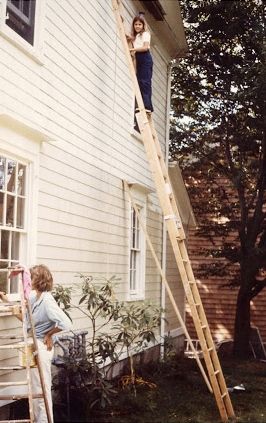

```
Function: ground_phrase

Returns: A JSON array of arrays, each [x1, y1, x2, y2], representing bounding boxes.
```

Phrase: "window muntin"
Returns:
[[6, 0, 36, 45], [0, 155, 27, 292], [129, 205, 145, 297]]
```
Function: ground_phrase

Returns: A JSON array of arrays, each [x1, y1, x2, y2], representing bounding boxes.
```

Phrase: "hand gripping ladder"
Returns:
[[0, 269, 52, 423], [112, 1, 235, 421]]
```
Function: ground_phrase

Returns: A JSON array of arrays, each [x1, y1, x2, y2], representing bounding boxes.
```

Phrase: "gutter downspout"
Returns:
[[160, 61, 172, 358]]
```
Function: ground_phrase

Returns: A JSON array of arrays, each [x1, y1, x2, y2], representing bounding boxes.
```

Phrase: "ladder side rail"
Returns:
[[123, 180, 213, 393], [112, 1, 235, 420], [26, 301, 53, 423], [112, 0, 185, 243], [162, 202, 231, 421], [160, 201, 233, 418], [148, 116, 186, 239], [133, 104, 231, 421], [181, 253, 234, 416], [135, 113, 184, 224], [19, 277, 34, 423], [112, 0, 147, 116], [135, 74, 233, 423]]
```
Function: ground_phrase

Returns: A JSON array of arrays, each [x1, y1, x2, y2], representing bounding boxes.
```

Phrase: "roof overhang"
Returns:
[[138, 0, 188, 58], [168, 162, 197, 228]]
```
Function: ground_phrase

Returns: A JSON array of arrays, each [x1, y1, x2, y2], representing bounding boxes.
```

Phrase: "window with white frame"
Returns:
[[129, 204, 146, 299], [0, 155, 27, 292], [0, 0, 45, 61], [6, 0, 36, 45]]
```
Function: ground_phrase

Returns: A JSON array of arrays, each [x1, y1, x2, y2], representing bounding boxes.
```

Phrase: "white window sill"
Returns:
[[127, 294, 145, 302], [0, 26, 44, 65]]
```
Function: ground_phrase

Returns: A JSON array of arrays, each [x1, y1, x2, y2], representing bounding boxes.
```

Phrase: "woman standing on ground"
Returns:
[[0, 264, 72, 423], [127, 15, 154, 113]]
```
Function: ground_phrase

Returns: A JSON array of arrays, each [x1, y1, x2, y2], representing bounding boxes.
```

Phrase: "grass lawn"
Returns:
[[85, 357, 266, 423]]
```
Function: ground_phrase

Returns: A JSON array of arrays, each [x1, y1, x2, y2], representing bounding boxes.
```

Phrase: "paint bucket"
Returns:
[[18, 340, 37, 368]]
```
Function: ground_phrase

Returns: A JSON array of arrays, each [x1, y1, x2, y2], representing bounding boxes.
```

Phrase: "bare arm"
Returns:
[[130, 41, 150, 53], [0, 291, 8, 302], [0, 291, 22, 320], [43, 327, 63, 351]]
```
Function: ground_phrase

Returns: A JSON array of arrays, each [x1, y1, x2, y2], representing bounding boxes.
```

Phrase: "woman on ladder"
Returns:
[[127, 14, 154, 113]]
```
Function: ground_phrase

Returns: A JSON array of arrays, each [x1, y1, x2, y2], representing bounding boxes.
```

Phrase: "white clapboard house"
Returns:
[[0, 0, 192, 411]]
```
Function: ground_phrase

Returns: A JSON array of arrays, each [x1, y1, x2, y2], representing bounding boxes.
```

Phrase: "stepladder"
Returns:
[[0, 268, 52, 423], [112, 0, 236, 421]]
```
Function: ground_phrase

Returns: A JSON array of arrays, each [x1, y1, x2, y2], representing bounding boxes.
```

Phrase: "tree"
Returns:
[[170, 0, 265, 358]]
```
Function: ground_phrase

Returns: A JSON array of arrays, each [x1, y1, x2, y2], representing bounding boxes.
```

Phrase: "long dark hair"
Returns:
[[131, 15, 147, 38]]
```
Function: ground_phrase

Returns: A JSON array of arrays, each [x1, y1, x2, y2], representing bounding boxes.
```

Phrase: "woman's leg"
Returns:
[[136, 52, 153, 112], [31, 339, 54, 423]]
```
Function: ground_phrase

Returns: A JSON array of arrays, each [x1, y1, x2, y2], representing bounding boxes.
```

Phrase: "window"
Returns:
[[6, 0, 36, 45], [129, 204, 146, 299], [0, 155, 27, 292]]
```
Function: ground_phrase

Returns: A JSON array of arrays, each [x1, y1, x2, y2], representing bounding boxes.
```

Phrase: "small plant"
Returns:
[[53, 284, 72, 320], [52, 275, 162, 419]]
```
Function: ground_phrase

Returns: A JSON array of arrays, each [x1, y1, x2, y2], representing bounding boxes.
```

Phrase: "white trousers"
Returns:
[[31, 339, 54, 423]]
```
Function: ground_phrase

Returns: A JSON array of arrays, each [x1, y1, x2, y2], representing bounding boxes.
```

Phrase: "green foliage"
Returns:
[[170, 0, 265, 356], [53, 284, 72, 320], [53, 275, 162, 417]]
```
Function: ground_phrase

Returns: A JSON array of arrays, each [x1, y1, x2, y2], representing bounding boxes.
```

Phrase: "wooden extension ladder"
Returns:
[[112, 1, 235, 421], [0, 269, 52, 423]]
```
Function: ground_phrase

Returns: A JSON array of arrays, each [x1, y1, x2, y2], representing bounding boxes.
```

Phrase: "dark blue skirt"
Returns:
[[135, 51, 153, 112]]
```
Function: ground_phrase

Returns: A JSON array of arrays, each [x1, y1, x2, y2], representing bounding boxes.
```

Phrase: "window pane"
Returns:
[[0, 271, 8, 292], [1, 230, 9, 260], [130, 251, 136, 291], [6, 195, 15, 226], [10, 0, 20, 8], [0, 157, 6, 191], [17, 197, 25, 228], [135, 226, 139, 248], [11, 231, 20, 260], [0, 193, 4, 225], [22, 0, 30, 17], [6, 0, 36, 45], [17, 164, 26, 195], [7, 160, 16, 193]]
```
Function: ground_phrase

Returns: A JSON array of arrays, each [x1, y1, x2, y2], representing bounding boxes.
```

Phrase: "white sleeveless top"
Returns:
[[133, 31, 151, 49]]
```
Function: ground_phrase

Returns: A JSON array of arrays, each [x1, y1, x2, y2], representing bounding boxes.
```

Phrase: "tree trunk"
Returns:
[[233, 285, 252, 358]]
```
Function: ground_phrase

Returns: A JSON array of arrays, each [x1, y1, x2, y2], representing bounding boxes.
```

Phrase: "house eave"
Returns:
[[168, 162, 197, 228], [139, 0, 188, 58]]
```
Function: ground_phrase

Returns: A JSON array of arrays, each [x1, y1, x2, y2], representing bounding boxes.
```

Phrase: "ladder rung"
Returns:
[[201, 325, 207, 329], [0, 420, 31, 423], [0, 394, 43, 400], [182, 259, 189, 263], [208, 347, 214, 352], [0, 366, 25, 370], [0, 343, 26, 350], [0, 381, 28, 387], [221, 392, 228, 399], [214, 370, 220, 375], [195, 303, 201, 307], [0, 335, 24, 339], [188, 280, 196, 284]]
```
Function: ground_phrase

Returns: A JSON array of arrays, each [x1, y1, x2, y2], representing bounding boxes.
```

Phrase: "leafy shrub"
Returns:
[[53, 275, 162, 419]]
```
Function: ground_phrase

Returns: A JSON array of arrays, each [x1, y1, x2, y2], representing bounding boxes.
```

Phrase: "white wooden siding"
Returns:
[[0, 0, 180, 374]]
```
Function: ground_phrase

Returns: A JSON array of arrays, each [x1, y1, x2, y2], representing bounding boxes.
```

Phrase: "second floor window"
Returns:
[[0, 155, 27, 292], [6, 0, 36, 45]]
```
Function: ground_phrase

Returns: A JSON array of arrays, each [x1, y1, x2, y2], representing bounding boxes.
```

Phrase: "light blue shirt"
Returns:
[[28, 291, 72, 339]]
